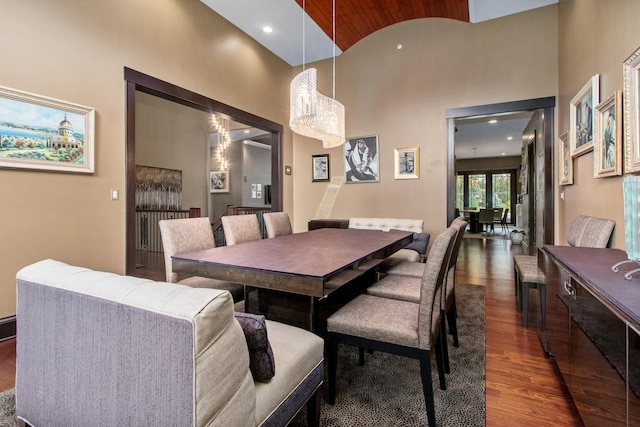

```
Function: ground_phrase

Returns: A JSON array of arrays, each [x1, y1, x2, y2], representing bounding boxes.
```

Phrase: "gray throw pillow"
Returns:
[[391, 229, 430, 254], [234, 311, 276, 382]]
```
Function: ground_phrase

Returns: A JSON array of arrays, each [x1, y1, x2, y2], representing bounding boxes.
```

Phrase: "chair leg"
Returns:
[[420, 355, 437, 427], [521, 281, 530, 328], [358, 347, 365, 366], [327, 335, 338, 405], [440, 317, 450, 374], [434, 332, 446, 390], [306, 385, 322, 427], [447, 296, 459, 348]]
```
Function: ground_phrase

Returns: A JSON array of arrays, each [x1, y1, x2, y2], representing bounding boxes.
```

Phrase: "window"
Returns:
[[456, 170, 516, 222]]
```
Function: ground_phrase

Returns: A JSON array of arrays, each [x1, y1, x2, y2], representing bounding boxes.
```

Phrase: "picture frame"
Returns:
[[344, 135, 379, 183], [570, 74, 599, 158], [624, 47, 640, 174], [210, 170, 229, 193], [0, 84, 95, 173], [394, 147, 419, 179], [311, 154, 330, 182], [558, 131, 573, 185], [594, 91, 623, 178]]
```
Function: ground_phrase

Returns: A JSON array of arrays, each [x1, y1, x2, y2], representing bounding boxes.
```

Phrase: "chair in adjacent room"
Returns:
[[498, 208, 509, 234], [263, 212, 293, 238], [325, 226, 457, 427], [159, 217, 244, 302], [478, 208, 495, 234], [221, 213, 262, 245]]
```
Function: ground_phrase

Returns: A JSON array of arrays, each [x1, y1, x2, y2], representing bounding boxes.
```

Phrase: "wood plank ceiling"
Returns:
[[295, 0, 470, 52]]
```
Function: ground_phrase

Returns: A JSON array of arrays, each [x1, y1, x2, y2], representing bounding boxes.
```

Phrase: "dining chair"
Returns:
[[221, 214, 262, 245], [326, 226, 457, 427], [492, 207, 503, 231], [158, 217, 244, 302], [370, 219, 467, 354], [499, 208, 509, 234], [263, 212, 293, 238], [478, 208, 495, 234]]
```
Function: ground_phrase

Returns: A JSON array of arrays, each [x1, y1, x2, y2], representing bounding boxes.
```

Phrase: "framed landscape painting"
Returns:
[[624, 46, 640, 174], [558, 131, 573, 185], [210, 170, 229, 193], [0, 85, 95, 173], [570, 74, 599, 158], [394, 147, 419, 179], [594, 91, 623, 178], [344, 135, 379, 183]]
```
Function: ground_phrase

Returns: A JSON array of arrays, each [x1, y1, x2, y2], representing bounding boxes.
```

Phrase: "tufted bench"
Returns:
[[514, 215, 615, 328], [348, 217, 429, 264]]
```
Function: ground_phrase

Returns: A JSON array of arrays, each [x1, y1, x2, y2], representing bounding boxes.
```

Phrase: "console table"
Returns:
[[542, 245, 640, 426]]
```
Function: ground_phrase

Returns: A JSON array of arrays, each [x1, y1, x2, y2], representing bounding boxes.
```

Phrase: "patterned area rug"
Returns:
[[0, 284, 485, 427]]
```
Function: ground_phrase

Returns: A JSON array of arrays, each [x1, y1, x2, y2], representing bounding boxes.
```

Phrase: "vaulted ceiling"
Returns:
[[293, 0, 469, 52]]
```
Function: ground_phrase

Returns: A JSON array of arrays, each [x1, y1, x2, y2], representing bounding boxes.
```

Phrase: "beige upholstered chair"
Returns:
[[158, 217, 244, 302], [221, 214, 262, 245], [263, 212, 293, 238], [478, 208, 495, 234], [369, 219, 467, 359], [513, 214, 615, 327], [326, 226, 457, 427]]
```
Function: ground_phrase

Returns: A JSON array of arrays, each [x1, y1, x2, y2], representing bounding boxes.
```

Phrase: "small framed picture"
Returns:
[[570, 74, 599, 157], [624, 46, 640, 174], [0, 84, 95, 173], [394, 147, 419, 179], [558, 131, 572, 185], [344, 135, 379, 183], [594, 91, 623, 178], [210, 170, 229, 193], [311, 154, 330, 182]]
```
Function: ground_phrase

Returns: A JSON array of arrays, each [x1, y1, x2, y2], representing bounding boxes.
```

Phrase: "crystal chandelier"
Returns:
[[289, 0, 345, 148], [211, 114, 230, 170]]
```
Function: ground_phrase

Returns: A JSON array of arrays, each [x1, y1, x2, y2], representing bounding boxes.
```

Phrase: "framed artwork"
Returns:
[[594, 91, 623, 178], [394, 147, 419, 179], [570, 74, 599, 157], [624, 46, 640, 174], [344, 135, 379, 183], [311, 154, 330, 182], [210, 170, 229, 193], [0, 84, 95, 173], [558, 131, 573, 185]]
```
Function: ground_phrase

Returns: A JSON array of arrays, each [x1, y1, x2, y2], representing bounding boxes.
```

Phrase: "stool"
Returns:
[[515, 263, 546, 329]]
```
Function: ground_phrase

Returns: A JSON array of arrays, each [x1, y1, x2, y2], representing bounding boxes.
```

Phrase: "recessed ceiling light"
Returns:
[[501, 152, 506, 156], [488, 119, 498, 124], [263, 26, 273, 33], [244, 129, 250, 134], [397, 43, 403, 50], [507, 136, 513, 140]]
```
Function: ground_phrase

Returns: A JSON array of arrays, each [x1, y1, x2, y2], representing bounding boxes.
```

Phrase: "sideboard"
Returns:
[[542, 245, 640, 426]]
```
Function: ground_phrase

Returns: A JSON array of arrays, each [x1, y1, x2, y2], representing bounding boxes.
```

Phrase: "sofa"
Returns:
[[15, 259, 324, 427], [348, 217, 430, 263]]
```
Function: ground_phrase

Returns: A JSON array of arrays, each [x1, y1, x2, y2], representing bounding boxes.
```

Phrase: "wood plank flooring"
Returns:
[[0, 237, 583, 425]]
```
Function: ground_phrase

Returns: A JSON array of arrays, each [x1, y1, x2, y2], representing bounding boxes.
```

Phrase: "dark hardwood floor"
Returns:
[[0, 236, 582, 425]]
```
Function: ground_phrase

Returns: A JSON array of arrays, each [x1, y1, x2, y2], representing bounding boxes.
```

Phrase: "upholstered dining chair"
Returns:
[[158, 217, 244, 302], [326, 226, 457, 427], [369, 219, 467, 359], [263, 212, 293, 238], [221, 214, 262, 245], [478, 208, 495, 234]]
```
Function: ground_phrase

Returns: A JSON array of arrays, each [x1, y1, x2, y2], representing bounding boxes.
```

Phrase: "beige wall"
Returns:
[[292, 6, 559, 238], [0, 0, 293, 318], [556, 0, 640, 248]]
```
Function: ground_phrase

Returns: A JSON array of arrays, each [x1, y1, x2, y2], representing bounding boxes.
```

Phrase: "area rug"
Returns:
[[0, 284, 485, 427]]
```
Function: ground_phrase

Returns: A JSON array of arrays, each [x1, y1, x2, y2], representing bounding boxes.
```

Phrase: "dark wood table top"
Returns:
[[172, 228, 413, 297], [542, 245, 640, 327]]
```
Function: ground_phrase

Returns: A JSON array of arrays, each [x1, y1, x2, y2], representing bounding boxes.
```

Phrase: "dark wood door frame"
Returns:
[[446, 96, 555, 244], [124, 67, 283, 275]]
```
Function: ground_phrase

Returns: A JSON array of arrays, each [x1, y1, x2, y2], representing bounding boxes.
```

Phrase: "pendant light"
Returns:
[[289, 0, 345, 148]]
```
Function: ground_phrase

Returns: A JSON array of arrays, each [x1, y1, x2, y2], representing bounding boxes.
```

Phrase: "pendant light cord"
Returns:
[[332, 0, 336, 99], [302, 0, 306, 71]]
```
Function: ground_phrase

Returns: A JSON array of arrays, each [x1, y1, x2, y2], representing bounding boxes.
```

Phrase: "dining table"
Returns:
[[172, 227, 414, 333]]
